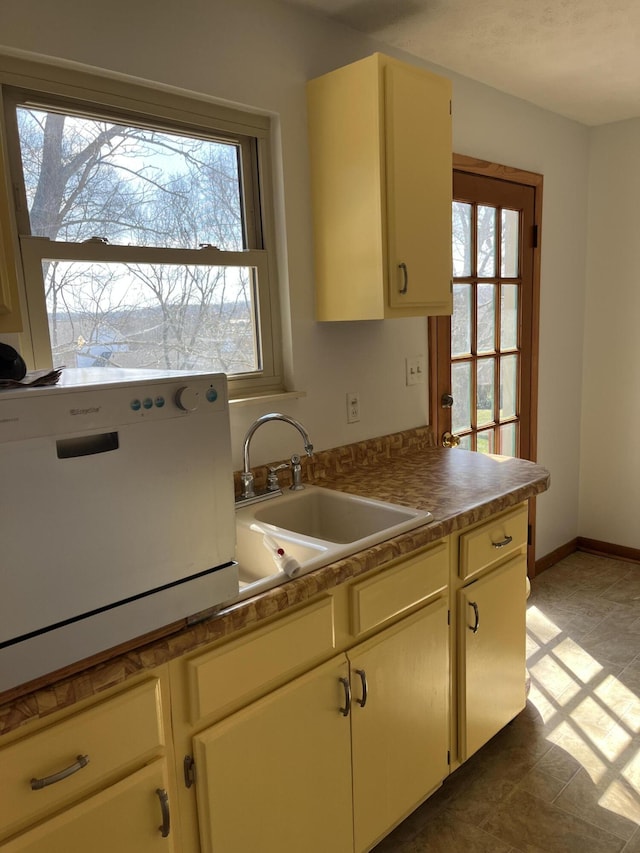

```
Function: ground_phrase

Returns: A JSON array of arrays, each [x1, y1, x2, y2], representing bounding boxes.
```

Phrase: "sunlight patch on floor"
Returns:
[[599, 778, 640, 825], [526, 603, 640, 823]]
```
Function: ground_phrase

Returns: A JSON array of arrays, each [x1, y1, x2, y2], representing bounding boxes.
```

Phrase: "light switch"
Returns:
[[405, 355, 425, 386]]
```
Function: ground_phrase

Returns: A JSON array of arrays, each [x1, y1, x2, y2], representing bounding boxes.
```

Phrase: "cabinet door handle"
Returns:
[[339, 676, 351, 717], [492, 534, 513, 549], [398, 262, 408, 294], [468, 601, 480, 634], [30, 754, 90, 790], [355, 669, 368, 708], [156, 787, 171, 838]]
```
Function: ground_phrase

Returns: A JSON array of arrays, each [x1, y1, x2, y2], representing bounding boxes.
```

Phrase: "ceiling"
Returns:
[[285, 0, 640, 126]]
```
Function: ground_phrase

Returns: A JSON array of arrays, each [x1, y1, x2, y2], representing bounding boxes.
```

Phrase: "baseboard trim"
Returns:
[[535, 539, 577, 575], [535, 536, 640, 575], [576, 537, 640, 564]]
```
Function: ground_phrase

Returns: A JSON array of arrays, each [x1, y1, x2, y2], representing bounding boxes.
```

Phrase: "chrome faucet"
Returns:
[[240, 413, 314, 500]]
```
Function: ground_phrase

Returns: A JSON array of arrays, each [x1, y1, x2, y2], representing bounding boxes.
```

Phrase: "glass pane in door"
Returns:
[[453, 202, 472, 276], [501, 209, 519, 277], [452, 361, 472, 434], [452, 284, 472, 356], [499, 422, 517, 457], [500, 354, 518, 420], [477, 205, 496, 277], [476, 358, 495, 426], [477, 283, 496, 353], [500, 285, 518, 350], [477, 428, 495, 454]]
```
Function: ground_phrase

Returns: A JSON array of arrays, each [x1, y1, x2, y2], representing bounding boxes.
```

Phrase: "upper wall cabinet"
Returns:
[[307, 53, 452, 321], [0, 130, 23, 333]]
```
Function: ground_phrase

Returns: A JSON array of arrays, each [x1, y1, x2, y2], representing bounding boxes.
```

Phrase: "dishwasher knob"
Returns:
[[175, 386, 199, 412]]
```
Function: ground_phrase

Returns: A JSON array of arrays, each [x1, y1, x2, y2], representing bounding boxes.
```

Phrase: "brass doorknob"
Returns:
[[442, 431, 461, 448]]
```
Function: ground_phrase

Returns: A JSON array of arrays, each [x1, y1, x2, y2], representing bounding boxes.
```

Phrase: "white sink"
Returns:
[[252, 486, 426, 543], [233, 485, 432, 599]]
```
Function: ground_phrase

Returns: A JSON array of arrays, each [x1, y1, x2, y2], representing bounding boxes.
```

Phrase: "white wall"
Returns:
[[0, 0, 590, 557], [580, 119, 640, 548]]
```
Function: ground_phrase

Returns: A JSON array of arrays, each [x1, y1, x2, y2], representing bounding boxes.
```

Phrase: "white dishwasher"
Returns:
[[0, 369, 238, 692]]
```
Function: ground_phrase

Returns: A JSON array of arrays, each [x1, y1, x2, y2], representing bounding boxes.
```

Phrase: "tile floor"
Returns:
[[373, 551, 640, 853]]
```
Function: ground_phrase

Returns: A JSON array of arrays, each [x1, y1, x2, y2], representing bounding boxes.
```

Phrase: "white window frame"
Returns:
[[0, 54, 284, 398]]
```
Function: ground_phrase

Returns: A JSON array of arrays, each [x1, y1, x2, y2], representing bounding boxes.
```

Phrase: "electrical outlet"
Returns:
[[405, 355, 426, 386], [346, 391, 360, 423]]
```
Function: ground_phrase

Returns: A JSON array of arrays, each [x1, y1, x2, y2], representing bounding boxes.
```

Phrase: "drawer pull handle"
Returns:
[[30, 754, 90, 790], [339, 676, 351, 717], [156, 787, 171, 838], [468, 601, 480, 634], [492, 535, 513, 549], [355, 669, 368, 708]]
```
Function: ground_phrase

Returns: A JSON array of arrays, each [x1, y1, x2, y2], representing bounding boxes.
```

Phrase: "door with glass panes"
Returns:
[[432, 160, 540, 461]]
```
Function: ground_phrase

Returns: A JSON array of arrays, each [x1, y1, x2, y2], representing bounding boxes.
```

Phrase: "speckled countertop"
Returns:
[[0, 427, 549, 735]]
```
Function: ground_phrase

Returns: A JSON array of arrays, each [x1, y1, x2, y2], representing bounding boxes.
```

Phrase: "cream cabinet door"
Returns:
[[458, 555, 527, 761], [308, 53, 452, 321], [385, 60, 452, 312], [349, 602, 450, 853], [1, 760, 176, 853], [192, 655, 353, 853]]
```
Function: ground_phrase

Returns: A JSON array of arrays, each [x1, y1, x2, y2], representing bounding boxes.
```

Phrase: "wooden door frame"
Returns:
[[429, 153, 543, 571]]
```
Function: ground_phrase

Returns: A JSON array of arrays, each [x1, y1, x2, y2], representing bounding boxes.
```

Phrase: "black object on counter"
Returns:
[[0, 343, 27, 381]]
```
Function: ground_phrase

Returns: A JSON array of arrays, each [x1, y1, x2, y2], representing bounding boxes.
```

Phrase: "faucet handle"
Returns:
[[267, 463, 289, 492], [240, 470, 255, 500]]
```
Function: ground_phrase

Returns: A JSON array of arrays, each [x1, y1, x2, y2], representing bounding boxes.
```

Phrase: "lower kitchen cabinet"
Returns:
[[190, 598, 449, 853], [1, 509, 533, 852], [350, 601, 449, 852], [457, 553, 527, 761], [0, 672, 179, 853], [192, 655, 353, 853], [1, 760, 176, 853]]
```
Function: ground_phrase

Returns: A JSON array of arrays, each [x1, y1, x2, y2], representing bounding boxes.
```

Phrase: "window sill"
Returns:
[[229, 389, 306, 408]]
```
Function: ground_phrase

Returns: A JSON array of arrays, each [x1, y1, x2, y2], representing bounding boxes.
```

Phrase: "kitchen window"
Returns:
[[0, 56, 283, 396]]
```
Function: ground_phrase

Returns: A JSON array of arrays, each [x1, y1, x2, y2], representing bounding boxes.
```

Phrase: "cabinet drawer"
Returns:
[[350, 540, 448, 636], [0, 678, 164, 839], [186, 596, 335, 724], [1, 759, 175, 853], [459, 504, 528, 581]]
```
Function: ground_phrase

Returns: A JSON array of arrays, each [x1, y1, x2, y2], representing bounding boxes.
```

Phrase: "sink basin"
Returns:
[[253, 486, 425, 543], [233, 485, 432, 600], [235, 523, 329, 584]]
